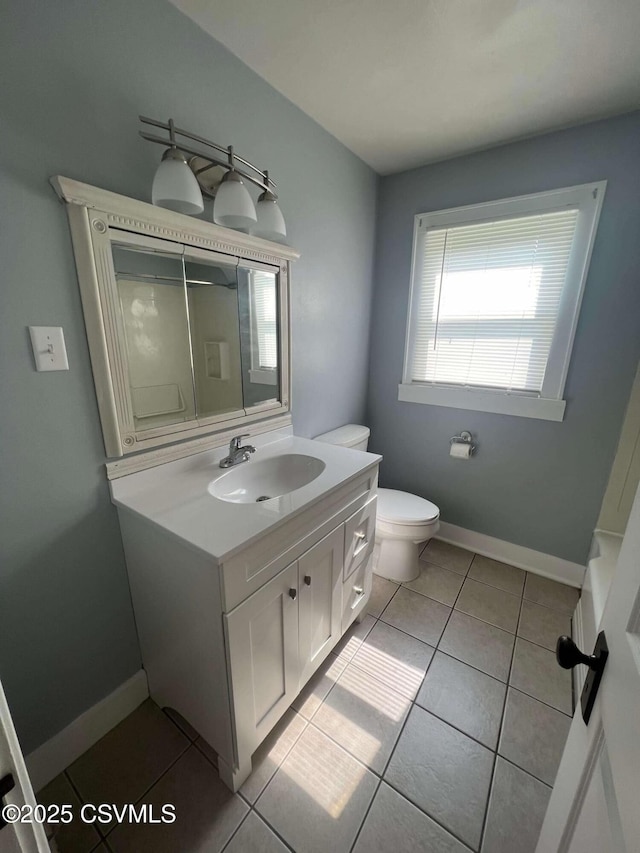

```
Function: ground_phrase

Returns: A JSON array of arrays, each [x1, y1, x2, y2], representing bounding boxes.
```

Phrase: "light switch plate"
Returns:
[[29, 326, 69, 371]]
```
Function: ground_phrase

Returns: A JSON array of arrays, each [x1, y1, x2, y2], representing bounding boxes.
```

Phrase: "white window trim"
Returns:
[[399, 181, 607, 421]]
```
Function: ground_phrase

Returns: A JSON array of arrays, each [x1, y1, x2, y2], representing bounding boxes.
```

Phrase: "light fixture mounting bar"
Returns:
[[139, 116, 277, 194]]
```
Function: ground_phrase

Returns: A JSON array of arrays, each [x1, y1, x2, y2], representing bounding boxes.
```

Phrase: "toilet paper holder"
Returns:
[[449, 431, 477, 455]]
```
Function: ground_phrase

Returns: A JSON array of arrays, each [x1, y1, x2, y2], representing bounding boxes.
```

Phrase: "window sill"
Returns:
[[398, 383, 566, 421], [249, 368, 278, 386]]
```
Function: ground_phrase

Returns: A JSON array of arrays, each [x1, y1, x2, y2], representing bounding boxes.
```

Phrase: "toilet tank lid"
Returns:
[[314, 424, 370, 448], [377, 488, 440, 524]]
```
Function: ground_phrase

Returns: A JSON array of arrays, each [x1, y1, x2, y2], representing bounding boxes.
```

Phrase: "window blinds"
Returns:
[[409, 209, 579, 394], [251, 271, 278, 369]]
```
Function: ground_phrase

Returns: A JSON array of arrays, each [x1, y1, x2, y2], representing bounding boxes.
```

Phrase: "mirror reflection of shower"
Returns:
[[113, 244, 280, 430]]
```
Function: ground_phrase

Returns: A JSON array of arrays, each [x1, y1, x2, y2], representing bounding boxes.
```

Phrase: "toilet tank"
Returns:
[[314, 424, 370, 452]]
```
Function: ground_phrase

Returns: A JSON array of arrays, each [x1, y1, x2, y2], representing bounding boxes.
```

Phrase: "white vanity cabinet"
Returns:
[[226, 525, 346, 782], [112, 438, 379, 793]]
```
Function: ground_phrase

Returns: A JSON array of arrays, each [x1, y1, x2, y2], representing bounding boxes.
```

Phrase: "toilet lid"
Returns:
[[377, 488, 439, 524]]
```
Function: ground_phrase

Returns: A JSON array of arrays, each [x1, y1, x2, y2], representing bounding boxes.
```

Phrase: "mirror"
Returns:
[[112, 243, 282, 434], [53, 176, 296, 457]]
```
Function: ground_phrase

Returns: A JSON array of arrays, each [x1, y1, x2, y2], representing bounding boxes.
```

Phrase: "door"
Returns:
[[298, 527, 344, 685], [224, 562, 299, 771], [536, 483, 640, 852], [0, 677, 49, 852]]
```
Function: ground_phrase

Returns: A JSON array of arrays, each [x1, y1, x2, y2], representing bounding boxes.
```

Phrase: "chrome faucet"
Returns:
[[219, 434, 256, 468]]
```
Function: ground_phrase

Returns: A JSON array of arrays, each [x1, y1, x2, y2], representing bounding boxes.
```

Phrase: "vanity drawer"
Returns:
[[343, 497, 377, 580], [342, 554, 373, 634]]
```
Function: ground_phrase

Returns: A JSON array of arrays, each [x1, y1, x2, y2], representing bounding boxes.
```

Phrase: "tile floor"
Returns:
[[39, 540, 579, 853]]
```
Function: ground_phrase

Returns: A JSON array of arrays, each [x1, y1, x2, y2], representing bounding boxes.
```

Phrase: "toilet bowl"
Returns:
[[314, 425, 440, 583]]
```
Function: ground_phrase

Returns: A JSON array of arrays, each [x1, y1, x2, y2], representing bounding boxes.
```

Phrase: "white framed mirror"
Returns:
[[51, 176, 298, 457]]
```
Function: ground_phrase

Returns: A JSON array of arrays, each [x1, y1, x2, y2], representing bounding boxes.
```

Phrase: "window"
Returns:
[[249, 269, 278, 385], [400, 183, 605, 420]]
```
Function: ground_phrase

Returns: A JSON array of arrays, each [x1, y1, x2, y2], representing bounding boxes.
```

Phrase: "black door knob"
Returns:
[[556, 636, 600, 671], [304, 575, 311, 586], [288, 588, 297, 600]]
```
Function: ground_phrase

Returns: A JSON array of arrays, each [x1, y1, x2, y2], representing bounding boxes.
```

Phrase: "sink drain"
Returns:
[[256, 495, 271, 502]]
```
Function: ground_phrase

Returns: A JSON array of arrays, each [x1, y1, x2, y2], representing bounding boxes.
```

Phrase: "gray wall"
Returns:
[[368, 112, 640, 564], [0, 0, 377, 752]]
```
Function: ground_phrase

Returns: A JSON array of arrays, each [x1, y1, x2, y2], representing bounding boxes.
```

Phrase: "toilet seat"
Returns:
[[377, 488, 439, 526]]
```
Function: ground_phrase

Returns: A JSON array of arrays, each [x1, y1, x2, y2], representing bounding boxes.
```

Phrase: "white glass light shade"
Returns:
[[151, 151, 204, 215], [213, 172, 257, 231], [255, 196, 287, 241]]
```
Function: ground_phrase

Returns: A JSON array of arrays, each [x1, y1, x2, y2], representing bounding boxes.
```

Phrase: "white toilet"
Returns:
[[314, 424, 440, 583]]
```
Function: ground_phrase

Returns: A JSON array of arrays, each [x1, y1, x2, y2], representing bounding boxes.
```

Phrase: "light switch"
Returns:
[[29, 326, 69, 372]]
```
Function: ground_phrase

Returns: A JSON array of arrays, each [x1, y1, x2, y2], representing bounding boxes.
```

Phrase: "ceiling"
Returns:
[[170, 0, 640, 175]]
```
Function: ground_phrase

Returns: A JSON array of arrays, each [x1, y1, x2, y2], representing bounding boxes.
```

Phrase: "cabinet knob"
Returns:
[[304, 575, 311, 586], [288, 588, 297, 600]]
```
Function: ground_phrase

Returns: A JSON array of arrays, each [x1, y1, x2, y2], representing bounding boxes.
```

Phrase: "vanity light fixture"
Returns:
[[150, 119, 204, 215], [140, 116, 286, 240]]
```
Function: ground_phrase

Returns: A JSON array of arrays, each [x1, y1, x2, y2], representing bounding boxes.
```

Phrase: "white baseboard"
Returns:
[[437, 521, 586, 588], [26, 670, 149, 792]]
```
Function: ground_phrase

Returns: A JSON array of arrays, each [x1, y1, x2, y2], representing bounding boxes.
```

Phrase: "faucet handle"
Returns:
[[230, 433, 251, 452]]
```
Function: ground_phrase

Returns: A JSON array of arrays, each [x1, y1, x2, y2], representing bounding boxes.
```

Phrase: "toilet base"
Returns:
[[373, 537, 425, 584]]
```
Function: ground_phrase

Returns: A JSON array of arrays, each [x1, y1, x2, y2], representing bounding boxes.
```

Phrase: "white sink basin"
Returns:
[[209, 454, 326, 503]]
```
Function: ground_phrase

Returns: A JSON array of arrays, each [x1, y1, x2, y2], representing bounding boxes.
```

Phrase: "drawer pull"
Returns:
[[304, 575, 311, 586], [353, 586, 364, 596], [289, 588, 297, 600], [354, 531, 366, 541]]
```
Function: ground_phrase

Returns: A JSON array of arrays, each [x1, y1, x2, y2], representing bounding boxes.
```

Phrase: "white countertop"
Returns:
[[110, 428, 381, 562]]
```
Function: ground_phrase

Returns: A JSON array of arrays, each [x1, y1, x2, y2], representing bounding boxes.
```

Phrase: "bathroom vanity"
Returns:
[[52, 176, 380, 792], [110, 429, 379, 790]]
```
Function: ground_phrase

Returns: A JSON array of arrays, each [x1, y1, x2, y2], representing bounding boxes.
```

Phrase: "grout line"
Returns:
[[62, 768, 86, 806], [247, 807, 298, 852], [243, 710, 310, 806], [103, 741, 191, 842], [411, 703, 500, 754], [380, 776, 476, 852], [478, 587, 525, 851], [498, 754, 554, 791], [504, 682, 573, 718], [219, 808, 253, 852], [348, 777, 382, 853]]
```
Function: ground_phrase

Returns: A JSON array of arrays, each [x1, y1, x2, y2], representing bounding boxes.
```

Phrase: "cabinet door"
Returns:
[[224, 562, 299, 765], [298, 526, 344, 685]]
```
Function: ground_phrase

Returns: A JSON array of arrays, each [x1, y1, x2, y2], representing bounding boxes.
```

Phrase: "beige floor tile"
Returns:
[[499, 688, 572, 786], [404, 561, 464, 606], [440, 611, 515, 682], [255, 725, 378, 853], [107, 746, 248, 853], [367, 575, 399, 617], [67, 700, 189, 809], [353, 782, 469, 853], [240, 708, 308, 803], [331, 614, 376, 665], [482, 757, 551, 853], [313, 664, 411, 773], [380, 587, 451, 646], [421, 540, 473, 575], [468, 555, 525, 596], [38, 773, 101, 853], [518, 600, 571, 651], [385, 706, 493, 850], [524, 574, 580, 613], [455, 578, 521, 633], [351, 620, 434, 700], [416, 651, 506, 749], [224, 812, 289, 853], [510, 638, 573, 714], [292, 653, 348, 720]]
